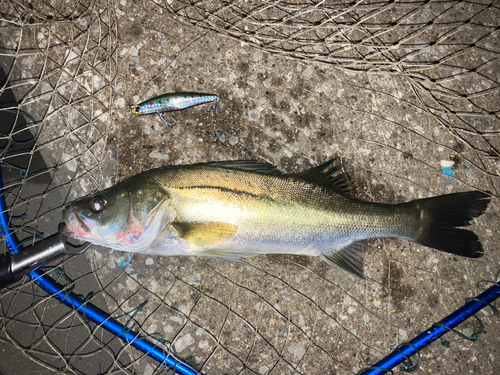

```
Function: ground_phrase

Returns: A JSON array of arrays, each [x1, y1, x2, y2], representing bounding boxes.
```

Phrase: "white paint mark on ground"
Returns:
[[149, 279, 159, 293], [253, 51, 263, 62], [128, 45, 139, 56], [185, 273, 201, 285], [115, 98, 126, 108], [399, 329, 408, 341], [302, 66, 313, 77], [149, 151, 169, 160], [199, 340, 208, 349], [229, 136, 239, 145], [144, 363, 154, 375], [175, 334, 194, 353], [440, 160, 455, 168], [107, 256, 116, 269], [249, 109, 261, 121], [288, 343, 305, 359]]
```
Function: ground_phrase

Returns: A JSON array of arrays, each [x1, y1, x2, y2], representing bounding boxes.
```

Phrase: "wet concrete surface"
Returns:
[[1, 1, 499, 374]]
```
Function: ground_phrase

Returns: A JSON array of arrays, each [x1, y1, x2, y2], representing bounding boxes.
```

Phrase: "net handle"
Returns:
[[0, 167, 201, 375], [357, 278, 500, 374]]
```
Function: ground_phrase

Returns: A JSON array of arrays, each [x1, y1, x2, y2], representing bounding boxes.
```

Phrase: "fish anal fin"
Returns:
[[293, 158, 355, 198], [320, 241, 365, 279], [173, 221, 238, 246]]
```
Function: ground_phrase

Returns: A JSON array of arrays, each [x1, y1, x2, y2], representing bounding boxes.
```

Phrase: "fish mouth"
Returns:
[[129, 106, 139, 115], [58, 222, 73, 237], [62, 206, 91, 238]]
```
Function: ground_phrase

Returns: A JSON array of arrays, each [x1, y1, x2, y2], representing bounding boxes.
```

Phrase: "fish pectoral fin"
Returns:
[[172, 222, 238, 246], [321, 241, 365, 279]]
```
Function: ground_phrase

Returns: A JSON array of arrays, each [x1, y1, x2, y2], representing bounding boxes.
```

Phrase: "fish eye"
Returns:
[[90, 196, 106, 213], [134, 106, 140, 113]]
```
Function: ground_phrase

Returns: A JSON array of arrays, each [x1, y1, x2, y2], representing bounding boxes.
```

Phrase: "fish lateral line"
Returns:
[[170, 185, 265, 199]]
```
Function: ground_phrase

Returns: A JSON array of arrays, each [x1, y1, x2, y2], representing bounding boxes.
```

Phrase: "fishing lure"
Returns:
[[129, 92, 223, 129]]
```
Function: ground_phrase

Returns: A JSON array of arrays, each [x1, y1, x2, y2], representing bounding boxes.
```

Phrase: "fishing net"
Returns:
[[0, 0, 121, 373], [1, 0, 499, 374]]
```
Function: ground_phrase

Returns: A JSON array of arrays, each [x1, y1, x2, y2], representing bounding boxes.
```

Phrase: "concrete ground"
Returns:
[[0, 0, 499, 374]]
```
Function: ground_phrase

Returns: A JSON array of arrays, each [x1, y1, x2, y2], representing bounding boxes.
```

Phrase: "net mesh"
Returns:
[[1, 0, 499, 374], [158, 0, 500, 179]]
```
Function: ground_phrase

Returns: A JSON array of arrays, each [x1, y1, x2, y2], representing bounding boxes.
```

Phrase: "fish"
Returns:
[[61, 159, 490, 278], [129, 92, 222, 129]]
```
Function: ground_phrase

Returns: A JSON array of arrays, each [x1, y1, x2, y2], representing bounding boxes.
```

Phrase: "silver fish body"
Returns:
[[62, 160, 490, 278]]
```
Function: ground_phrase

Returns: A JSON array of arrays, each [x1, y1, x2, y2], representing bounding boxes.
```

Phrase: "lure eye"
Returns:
[[90, 197, 106, 213]]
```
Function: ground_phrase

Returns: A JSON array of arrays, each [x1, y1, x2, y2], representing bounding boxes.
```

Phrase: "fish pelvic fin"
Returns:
[[321, 241, 365, 279], [411, 191, 490, 258], [173, 221, 239, 246], [292, 158, 356, 198]]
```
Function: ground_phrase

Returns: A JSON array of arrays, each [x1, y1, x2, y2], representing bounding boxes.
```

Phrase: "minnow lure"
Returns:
[[129, 92, 223, 129]]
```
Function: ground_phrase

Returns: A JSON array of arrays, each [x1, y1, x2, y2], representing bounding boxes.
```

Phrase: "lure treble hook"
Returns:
[[207, 95, 225, 118]]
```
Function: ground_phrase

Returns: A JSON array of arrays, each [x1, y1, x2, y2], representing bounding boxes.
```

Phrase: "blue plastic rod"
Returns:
[[357, 281, 500, 375], [0, 168, 199, 375]]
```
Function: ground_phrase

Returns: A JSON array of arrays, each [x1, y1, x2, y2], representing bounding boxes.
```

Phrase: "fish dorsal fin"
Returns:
[[172, 221, 239, 246], [320, 241, 365, 279], [293, 158, 355, 198], [203, 161, 282, 175]]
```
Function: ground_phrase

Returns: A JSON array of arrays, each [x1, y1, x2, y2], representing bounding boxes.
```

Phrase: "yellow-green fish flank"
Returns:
[[61, 159, 490, 278]]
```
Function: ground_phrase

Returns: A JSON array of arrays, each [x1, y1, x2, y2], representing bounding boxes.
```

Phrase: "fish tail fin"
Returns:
[[411, 191, 490, 258]]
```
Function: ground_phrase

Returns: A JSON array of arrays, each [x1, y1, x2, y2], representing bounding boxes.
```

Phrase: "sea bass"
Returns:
[[61, 159, 490, 278]]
